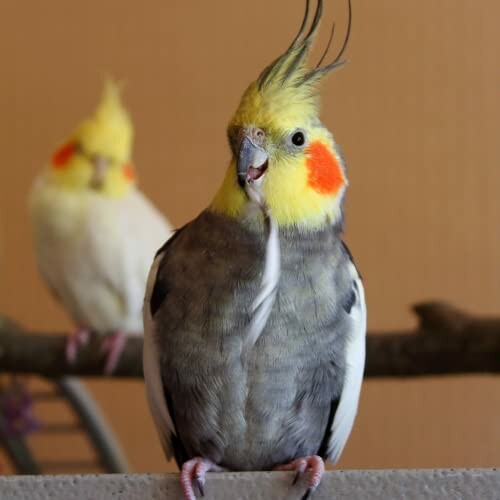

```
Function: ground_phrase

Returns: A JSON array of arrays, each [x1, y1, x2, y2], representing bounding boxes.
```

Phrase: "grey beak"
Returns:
[[237, 136, 269, 187], [90, 155, 110, 189]]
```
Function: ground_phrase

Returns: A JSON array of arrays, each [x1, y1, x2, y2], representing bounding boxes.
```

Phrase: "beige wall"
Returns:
[[0, 0, 498, 472]]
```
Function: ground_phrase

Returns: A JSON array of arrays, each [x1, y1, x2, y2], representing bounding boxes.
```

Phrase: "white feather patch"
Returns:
[[327, 262, 367, 464], [30, 181, 172, 334], [244, 181, 281, 348], [143, 251, 175, 460]]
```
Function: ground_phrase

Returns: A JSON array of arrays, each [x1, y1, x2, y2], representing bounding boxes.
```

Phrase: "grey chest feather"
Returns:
[[152, 210, 353, 470]]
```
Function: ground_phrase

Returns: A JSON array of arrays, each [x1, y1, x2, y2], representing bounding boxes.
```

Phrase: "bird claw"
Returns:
[[65, 329, 90, 365], [100, 331, 127, 375], [301, 487, 315, 500], [180, 457, 223, 500], [291, 458, 308, 484], [293, 471, 301, 485], [195, 478, 205, 497], [275, 455, 325, 499]]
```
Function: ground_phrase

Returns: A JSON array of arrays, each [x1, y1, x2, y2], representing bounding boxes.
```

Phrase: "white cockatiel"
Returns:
[[30, 81, 172, 373]]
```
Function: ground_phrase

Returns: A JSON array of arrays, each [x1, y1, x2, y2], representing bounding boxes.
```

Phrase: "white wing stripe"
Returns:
[[327, 262, 367, 463], [143, 251, 175, 459]]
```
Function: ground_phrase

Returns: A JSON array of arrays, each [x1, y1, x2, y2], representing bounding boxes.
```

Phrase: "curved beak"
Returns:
[[90, 155, 110, 189], [237, 135, 269, 187]]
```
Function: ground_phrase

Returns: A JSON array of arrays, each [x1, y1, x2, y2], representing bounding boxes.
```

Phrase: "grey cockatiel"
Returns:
[[143, 1, 365, 499]]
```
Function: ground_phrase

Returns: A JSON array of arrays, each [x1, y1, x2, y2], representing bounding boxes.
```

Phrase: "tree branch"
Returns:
[[0, 302, 499, 379], [367, 302, 500, 377], [0, 317, 142, 378]]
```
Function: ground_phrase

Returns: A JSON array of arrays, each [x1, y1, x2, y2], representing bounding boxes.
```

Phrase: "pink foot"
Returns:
[[275, 455, 325, 500], [180, 457, 224, 500], [65, 328, 90, 364], [100, 331, 127, 375]]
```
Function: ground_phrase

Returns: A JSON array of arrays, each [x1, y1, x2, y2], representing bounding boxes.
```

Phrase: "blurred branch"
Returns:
[[0, 302, 499, 378], [0, 316, 142, 378], [367, 302, 500, 377]]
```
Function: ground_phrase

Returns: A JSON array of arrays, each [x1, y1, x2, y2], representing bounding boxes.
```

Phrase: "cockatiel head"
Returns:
[[212, 0, 351, 230], [47, 80, 136, 197]]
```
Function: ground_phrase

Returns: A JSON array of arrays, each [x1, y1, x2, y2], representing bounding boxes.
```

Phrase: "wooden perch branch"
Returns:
[[0, 317, 142, 378], [367, 302, 500, 377], [0, 302, 499, 379]]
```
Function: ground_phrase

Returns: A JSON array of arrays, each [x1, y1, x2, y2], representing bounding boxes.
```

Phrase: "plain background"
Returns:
[[0, 0, 499, 472]]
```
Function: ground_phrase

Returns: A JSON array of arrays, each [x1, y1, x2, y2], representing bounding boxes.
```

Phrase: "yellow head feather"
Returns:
[[231, 2, 326, 131], [75, 79, 133, 164], [212, 0, 351, 229], [46, 80, 136, 198]]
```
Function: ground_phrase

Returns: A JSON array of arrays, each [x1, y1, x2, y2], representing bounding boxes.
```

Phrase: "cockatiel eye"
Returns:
[[285, 129, 308, 150]]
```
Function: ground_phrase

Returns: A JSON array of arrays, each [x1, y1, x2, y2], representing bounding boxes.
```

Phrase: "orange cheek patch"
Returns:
[[306, 141, 345, 194], [123, 163, 136, 181], [51, 142, 76, 168]]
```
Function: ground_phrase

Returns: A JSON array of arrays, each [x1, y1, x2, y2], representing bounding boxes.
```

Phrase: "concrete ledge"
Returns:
[[1, 469, 499, 499]]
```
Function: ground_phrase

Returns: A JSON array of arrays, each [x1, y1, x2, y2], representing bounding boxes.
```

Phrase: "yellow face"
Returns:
[[45, 80, 135, 198], [211, 82, 347, 229], [48, 140, 136, 198], [210, 0, 354, 229]]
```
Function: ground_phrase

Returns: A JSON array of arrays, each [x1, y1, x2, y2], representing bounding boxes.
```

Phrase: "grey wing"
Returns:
[[323, 253, 367, 464]]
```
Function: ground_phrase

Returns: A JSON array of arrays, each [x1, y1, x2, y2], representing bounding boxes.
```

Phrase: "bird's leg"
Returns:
[[180, 457, 224, 500], [274, 455, 325, 500], [65, 328, 90, 365], [100, 331, 127, 375]]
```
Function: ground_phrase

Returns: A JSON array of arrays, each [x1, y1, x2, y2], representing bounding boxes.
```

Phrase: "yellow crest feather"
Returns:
[[231, 0, 351, 130], [74, 79, 133, 163], [44, 79, 136, 198], [213, 0, 352, 228]]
